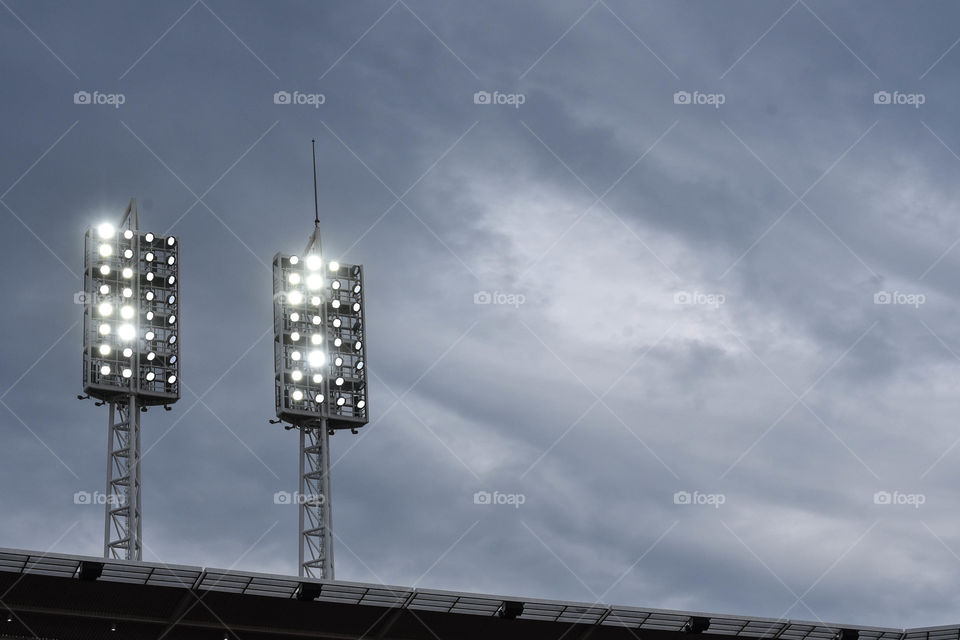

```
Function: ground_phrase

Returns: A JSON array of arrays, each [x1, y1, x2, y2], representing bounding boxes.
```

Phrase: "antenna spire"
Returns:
[[311, 139, 320, 229]]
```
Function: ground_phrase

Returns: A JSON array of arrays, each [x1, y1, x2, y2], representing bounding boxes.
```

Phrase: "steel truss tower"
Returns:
[[299, 421, 334, 578], [273, 224, 369, 579], [81, 199, 181, 562], [104, 397, 142, 560]]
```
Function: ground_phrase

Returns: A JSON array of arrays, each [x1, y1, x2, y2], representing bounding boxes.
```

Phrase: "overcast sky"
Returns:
[[4, 0, 960, 630]]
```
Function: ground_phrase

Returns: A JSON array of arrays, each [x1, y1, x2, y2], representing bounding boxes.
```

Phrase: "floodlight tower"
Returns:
[[272, 141, 369, 579], [80, 198, 180, 561]]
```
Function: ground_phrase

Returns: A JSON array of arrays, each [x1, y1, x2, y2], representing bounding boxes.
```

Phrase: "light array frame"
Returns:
[[272, 253, 368, 429], [82, 222, 180, 406]]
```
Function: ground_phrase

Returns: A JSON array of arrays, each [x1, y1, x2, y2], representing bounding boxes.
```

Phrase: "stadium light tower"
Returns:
[[272, 141, 369, 579], [80, 198, 180, 561]]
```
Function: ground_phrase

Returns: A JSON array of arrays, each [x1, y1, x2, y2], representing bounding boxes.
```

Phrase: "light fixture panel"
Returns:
[[273, 253, 368, 428], [82, 226, 180, 405]]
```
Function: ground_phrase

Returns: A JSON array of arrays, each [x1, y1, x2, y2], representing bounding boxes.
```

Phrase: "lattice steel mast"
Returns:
[[272, 140, 369, 579], [80, 199, 181, 561]]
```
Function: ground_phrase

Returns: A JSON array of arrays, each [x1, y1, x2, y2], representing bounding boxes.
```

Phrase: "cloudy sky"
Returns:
[[4, 0, 960, 629]]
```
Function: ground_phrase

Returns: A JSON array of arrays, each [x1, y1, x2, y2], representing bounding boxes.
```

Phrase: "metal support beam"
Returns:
[[299, 419, 333, 578], [104, 396, 142, 560]]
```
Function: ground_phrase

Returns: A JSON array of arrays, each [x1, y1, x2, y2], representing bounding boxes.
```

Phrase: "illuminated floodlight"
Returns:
[[82, 208, 180, 405], [273, 251, 368, 429], [118, 324, 135, 341]]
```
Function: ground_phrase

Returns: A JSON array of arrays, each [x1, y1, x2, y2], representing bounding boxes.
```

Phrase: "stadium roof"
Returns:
[[0, 546, 955, 640]]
